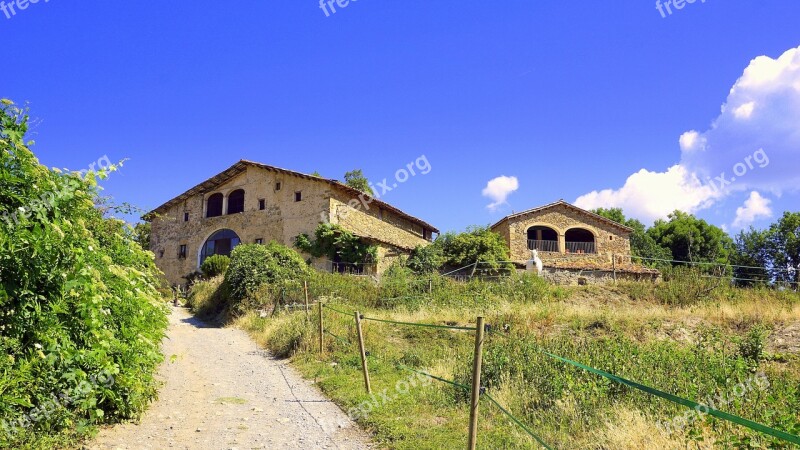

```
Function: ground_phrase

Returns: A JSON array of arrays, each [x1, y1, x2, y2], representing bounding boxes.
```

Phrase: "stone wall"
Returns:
[[150, 166, 433, 285], [494, 203, 631, 262], [330, 193, 431, 251], [539, 267, 660, 286], [150, 166, 333, 285]]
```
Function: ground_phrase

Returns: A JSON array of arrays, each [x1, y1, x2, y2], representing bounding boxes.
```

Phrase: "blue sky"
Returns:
[[3, 1, 799, 233]]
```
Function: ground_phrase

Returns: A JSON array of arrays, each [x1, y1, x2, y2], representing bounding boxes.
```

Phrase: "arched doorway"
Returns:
[[200, 229, 241, 265], [527, 226, 559, 252], [565, 228, 596, 254]]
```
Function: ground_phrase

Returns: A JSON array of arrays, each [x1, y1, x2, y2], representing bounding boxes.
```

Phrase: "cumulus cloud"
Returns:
[[732, 191, 772, 229], [482, 175, 519, 211], [575, 165, 720, 221], [576, 45, 800, 223]]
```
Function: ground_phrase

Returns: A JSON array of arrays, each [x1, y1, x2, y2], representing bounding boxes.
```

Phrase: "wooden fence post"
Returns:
[[467, 317, 485, 450], [428, 278, 433, 294], [318, 301, 324, 354], [304, 280, 310, 321], [355, 311, 372, 394], [612, 253, 618, 284]]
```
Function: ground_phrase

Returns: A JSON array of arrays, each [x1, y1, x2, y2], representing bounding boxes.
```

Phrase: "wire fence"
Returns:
[[314, 302, 800, 449]]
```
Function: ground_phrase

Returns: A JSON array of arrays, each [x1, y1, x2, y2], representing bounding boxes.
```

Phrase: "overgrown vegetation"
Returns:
[[294, 223, 378, 266], [187, 263, 800, 449], [406, 225, 512, 275], [200, 254, 230, 278], [0, 100, 169, 448]]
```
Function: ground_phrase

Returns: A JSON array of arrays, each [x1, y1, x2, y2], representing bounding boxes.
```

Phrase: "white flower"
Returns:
[[34, 343, 42, 350]]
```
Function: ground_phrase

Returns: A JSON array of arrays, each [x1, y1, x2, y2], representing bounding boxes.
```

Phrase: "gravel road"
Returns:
[[87, 307, 373, 450]]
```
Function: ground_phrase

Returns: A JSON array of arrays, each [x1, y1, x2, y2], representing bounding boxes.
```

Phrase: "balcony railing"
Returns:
[[527, 239, 559, 252], [565, 241, 596, 254]]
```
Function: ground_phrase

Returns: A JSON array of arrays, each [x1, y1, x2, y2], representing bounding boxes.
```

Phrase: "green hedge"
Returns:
[[0, 100, 169, 448]]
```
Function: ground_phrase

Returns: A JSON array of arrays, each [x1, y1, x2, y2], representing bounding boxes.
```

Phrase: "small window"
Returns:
[[258, 199, 266, 210], [295, 191, 302, 202], [609, 236, 614, 241], [178, 245, 187, 259], [255, 238, 263, 245], [184, 212, 189, 222], [275, 182, 282, 191]]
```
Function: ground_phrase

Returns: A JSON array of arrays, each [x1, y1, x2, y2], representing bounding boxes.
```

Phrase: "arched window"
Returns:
[[227, 189, 245, 215], [206, 193, 223, 218], [565, 228, 596, 254], [527, 226, 559, 252], [200, 229, 241, 265]]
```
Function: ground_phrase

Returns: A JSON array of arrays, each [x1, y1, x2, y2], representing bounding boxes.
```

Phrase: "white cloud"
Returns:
[[576, 45, 800, 224], [482, 175, 519, 211], [574, 165, 720, 222], [733, 101, 756, 119], [732, 191, 772, 229]]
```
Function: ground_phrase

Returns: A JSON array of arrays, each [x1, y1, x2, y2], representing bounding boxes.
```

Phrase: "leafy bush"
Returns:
[[0, 100, 168, 447], [294, 223, 377, 265], [201, 254, 230, 278], [433, 226, 511, 273], [406, 244, 444, 274], [225, 242, 311, 307]]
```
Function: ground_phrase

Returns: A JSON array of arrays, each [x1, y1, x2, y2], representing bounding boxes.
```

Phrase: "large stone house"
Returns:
[[491, 200, 633, 262], [146, 160, 439, 286]]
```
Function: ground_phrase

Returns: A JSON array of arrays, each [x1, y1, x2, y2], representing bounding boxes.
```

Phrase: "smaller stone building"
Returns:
[[491, 200, 633, 263], [146, 160, 439, 286]]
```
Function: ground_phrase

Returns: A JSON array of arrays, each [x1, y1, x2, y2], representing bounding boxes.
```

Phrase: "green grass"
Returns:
[[194, 270, 800, 449]]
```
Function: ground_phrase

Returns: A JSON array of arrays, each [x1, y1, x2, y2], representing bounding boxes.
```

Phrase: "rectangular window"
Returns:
[[184, 212, 189, 222], [275, 182, 282, 191], [295, 191, 302, 202], [255, 238, 263, 245], [178, 245, 187, 259], [258, 199, 266, 210]]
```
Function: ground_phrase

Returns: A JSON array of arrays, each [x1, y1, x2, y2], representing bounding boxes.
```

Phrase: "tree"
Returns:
[[765, 212, 800, 285], [434, 226, 511, 272], [731, 227, 770, 286], [131, 221, 151, 250], [591, 208, 671, 265], [344, 169, 373, 195], [647, 211, 733, 265], [406, 243, 445, 274]]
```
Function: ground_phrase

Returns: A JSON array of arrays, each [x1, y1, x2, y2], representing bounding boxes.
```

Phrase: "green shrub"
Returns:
[[225, 242, 311, 307], [201, 254, 230, 278], [294, 223, 377, 265], [0, 100, 168, 448], [187, 276, 230, 319]]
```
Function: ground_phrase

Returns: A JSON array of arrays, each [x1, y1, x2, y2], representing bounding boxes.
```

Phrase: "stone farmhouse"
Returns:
[[146, 160, 439, 286], [491, 200, 632, 261], [490, 200, 658, 284]]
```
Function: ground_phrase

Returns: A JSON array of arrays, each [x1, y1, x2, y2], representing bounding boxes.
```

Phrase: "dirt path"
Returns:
[[87, 307, 372, 450]]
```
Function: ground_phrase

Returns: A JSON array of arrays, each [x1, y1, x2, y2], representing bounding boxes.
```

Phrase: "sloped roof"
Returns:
[[144, 160, 439, 233], [490, 200, 634, 233]]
